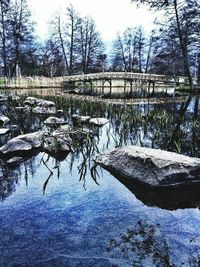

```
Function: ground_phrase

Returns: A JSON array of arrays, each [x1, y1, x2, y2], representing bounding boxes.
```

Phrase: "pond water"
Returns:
[[0, 92, 200, 267]]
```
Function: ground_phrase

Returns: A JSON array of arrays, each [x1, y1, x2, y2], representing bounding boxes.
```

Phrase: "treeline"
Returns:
[[0, 0, 199, 84]]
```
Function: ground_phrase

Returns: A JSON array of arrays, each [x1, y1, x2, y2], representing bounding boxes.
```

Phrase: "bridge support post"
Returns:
[[83, 80, 86, 92], [124, 79, 127, 96], [90, 80, 93, 94], [102, 79, 105, 95], [109, 79, 112, 96], [130, 80, 133, 98], [152, 81, 155, 96]]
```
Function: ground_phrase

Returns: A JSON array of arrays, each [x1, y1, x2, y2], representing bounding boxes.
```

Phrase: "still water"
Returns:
[[0, 92, 200, 267]]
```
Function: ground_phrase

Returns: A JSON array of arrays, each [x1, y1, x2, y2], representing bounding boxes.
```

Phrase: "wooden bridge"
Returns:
[[64, 72, 187, 97], [64, 72, 172, 82]]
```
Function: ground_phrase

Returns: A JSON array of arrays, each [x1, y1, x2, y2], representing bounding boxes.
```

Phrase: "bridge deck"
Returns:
[[63, 72, 177, 83]]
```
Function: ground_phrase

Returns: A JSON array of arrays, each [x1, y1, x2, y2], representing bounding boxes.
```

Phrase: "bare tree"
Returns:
[[0, 0, 10, 76], [49, 5, 105, 75], [111, 27, 145, 72], [78, 16, 104, 74]]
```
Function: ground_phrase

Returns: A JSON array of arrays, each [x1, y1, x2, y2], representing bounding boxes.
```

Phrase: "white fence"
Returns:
[[0, 77, 65, 89]]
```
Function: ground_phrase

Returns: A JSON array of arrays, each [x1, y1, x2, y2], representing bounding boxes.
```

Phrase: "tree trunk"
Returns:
[[57, 16, 69, 75], [0, 2, 8, 76], [174, 0, 193, 90]]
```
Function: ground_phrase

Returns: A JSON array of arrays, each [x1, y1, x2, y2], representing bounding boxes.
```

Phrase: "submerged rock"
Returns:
[[10, 125, 19, 132], [15, 106, 24, 113], [44, 116, 67, 126], [41, 132, 72, 160], [96, 146, 200, 188], [89, 118, 108, 126]]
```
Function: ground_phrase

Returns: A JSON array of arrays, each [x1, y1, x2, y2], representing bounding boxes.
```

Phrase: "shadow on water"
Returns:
[[95, 166, 200, 210]]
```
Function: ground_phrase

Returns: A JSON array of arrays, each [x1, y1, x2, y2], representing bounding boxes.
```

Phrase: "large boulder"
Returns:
[[0, 131, 43, 158], [95, 146, 200, 209], [96, 146, 200, 188]]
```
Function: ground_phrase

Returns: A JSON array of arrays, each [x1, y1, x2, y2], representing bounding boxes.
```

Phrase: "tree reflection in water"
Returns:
[[107, 220, 172, 266]]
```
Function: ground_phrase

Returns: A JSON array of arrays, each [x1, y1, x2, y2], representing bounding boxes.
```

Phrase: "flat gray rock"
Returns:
[[0, 131, 43, 157], [0, 95, 7, 102], [17, 131, 43, 148], [6, 157, 24, 165], [24, 97, 55, 108], [57, 109, 64, 114], [0, 128, 10, 135], [8, 94, 20, 101], [89, 118, 108, 126], [23, 96, 38, 106], [32, 106, 57, 115], [0, 139, 32, 156], [44, 116, 67, 125], [0, 115, 10, 125], [37, 99, 55, 107], [95, 146, 200, 188]]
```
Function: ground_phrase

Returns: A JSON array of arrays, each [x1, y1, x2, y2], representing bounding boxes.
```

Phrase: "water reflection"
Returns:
[[0, 156, 38, 201], [107, 220, 172, 266], [0, 93, 199, 206]]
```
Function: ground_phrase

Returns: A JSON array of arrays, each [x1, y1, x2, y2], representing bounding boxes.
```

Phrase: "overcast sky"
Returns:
[[29, 0, 155, 43]]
